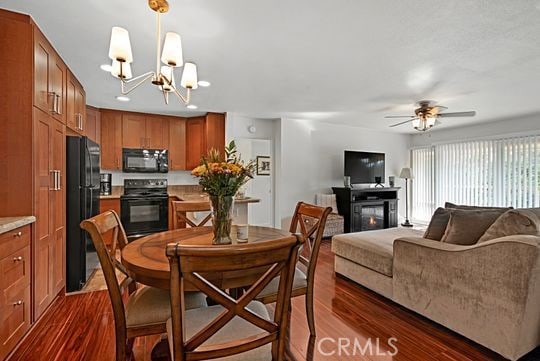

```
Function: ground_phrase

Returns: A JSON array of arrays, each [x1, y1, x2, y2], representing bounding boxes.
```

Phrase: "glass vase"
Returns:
[[209, 195, 234, 245]]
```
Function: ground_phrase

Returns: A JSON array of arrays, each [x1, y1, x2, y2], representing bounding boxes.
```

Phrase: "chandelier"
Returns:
[[106, 0, 198, 105]]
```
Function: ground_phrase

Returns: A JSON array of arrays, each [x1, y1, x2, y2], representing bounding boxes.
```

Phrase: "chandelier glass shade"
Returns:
[[107, 0, 198, 106], [413, 115, 437, 131]]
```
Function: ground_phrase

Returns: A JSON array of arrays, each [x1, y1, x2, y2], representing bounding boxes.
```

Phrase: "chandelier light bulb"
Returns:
[[111, 60, 133, 79], [161, 32, 183, 67], [180, 62, 198, 89], [108, 27, 133, 63], [160, 66, 175, 92]]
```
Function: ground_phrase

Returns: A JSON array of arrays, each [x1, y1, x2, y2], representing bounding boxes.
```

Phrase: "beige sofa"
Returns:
[[332, 208, 540, 360]]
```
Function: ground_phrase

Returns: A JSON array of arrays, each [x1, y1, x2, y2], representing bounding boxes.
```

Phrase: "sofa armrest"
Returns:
[[392, 235, 540, 360]]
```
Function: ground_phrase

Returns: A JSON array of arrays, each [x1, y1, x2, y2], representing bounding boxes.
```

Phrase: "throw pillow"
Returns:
[[478, 209, 540, 243], [423, 207, 451, 241], [441, 209, 507, 245], [444, 202, 513, 211]]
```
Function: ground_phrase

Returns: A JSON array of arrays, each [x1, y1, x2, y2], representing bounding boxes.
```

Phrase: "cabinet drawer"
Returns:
[[0, 225, 31, 260], [1, 246, 31, 291], [0, 285, 31, 360]]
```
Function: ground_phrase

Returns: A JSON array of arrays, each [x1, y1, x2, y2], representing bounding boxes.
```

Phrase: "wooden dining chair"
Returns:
[[256, 202, 332, 337], [81, 211, 207, 361], [171, 200, 212, 229], [166, 234, 304, 361]]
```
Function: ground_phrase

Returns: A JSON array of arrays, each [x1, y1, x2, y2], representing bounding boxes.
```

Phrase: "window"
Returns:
[[411, 135, 540, 222]]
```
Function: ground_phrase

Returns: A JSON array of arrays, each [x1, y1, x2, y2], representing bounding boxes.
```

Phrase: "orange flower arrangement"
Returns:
[[191, 141, 255, 196]]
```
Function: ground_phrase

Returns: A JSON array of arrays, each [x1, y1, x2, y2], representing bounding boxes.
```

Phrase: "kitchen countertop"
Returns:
[[0, 216, 36, 235], [99, 190, 260, 204]]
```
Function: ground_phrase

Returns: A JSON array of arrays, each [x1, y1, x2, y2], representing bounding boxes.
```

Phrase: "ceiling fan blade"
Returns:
[[438, 111, 476, 118], [384, 115, 415, 119], [389, 118, 415, 127]]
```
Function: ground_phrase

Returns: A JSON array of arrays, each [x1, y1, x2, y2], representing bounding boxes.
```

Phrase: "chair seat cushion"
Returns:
[[126, 286, 206, 328], [332, 228, 423, 276], [167, 301, 272, 361], [256, 267, 307, 300]]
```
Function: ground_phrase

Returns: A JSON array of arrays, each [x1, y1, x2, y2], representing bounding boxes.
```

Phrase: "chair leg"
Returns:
[[305, 290, 316, 337], [126, 337, 135, 361]]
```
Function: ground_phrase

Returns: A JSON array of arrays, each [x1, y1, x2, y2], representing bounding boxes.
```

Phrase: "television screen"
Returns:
[[344, 151, 385, 184]]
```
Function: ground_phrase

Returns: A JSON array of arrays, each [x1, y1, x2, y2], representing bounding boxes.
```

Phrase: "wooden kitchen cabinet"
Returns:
[[0, 225, 31, 361], [99, 198, 121, 215], [122, 113, 169, 149], [66, 70, 86, 134], [186, 116, 206, 170], [33, 28, 67, 124], [168, 116, 187, 170], [186, 113, 226, 169], [146, 115, 169, 149], [85, 106, 101, 144], [122, 113, 146, 148], [101, 110, 123, 170]]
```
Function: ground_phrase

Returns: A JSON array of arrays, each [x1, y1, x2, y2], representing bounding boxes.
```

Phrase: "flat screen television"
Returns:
[[344, 151, 385, 184]]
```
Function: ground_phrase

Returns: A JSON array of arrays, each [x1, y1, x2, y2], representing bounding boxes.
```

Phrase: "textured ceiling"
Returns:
[[1, 0, 540, 133]]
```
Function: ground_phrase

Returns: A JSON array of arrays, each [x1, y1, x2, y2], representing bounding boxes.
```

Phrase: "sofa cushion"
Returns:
[[441, 209, 506, 245], [424, 207, 451, 241], [478, 208, 540, 243], [332, 228, 423, 276], [444, 202, 513, 211]]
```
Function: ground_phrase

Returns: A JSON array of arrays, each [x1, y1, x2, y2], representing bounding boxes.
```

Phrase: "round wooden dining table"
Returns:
[[121, 225, 292, 290]]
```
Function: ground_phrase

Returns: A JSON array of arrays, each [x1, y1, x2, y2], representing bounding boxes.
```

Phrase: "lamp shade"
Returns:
[[111, 60, 133, 79], [412, 118, 421, 129], [160, 66, 175, 92], [399, 167, 413, 179], [161, 32, 183, 67], [108, 27, 133, 63], [426, 116, 436, 127], [180, 62, 198, 89]]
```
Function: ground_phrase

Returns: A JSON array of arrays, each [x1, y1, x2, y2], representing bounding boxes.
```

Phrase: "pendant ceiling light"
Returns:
[[107, 0, 199, 105], [412, 114, 437, 132]]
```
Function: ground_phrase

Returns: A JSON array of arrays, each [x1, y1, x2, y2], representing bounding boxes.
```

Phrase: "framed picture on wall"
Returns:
[[256, 156, 271, 176]]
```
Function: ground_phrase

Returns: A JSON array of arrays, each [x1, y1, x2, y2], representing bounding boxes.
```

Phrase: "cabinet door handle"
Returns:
[[13, 231, 22, 238], [13, 300, 23, 306], [50, 170, 56, 190], [48, 92, 57, 113], [55, 170, 61, 191], [55, 94, 62, 115], [13, 256, 23, 262]]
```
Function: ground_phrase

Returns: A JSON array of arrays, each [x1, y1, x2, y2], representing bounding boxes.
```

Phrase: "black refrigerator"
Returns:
[[66, 136, 101, 292]]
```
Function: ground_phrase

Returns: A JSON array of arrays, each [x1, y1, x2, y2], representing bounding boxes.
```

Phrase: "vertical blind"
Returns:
[[411, 135, 540, 221]]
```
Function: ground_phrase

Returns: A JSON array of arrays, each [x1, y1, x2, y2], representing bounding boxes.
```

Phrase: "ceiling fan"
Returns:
[[385, 100, 476, 131]]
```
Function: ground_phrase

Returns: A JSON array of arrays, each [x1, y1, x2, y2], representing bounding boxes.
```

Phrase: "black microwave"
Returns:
[[122, 148, 169, 173]]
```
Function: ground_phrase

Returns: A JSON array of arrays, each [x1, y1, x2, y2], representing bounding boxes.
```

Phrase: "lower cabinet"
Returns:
[[0, 225, 32, 361], [100, 199, 121, 247]]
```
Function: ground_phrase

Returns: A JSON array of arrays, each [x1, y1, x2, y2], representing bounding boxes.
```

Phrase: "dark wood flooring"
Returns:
[[7, 241, 540, 361]]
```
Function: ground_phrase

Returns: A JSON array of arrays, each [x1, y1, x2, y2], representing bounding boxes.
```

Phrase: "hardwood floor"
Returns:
[[7, 241, 540, 361]]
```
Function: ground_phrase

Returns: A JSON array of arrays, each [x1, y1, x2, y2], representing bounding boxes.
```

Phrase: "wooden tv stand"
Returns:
[[332, 187, 400, 233]]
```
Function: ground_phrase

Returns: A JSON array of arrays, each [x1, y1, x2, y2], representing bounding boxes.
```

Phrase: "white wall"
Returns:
[[278, 118, 411, 229], [225, 113, 281, 227], [410, 112, 540, 147]]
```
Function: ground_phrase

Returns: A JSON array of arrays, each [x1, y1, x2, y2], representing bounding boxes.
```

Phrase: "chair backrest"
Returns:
[[166, 235, 303, 361], [289, 202, 332, 282], [172, 200, 212, 229], [80, 211, 133, 342]]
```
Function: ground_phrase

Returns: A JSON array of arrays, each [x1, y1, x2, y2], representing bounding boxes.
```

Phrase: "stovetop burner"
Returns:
[[122, 179, 168, 198]]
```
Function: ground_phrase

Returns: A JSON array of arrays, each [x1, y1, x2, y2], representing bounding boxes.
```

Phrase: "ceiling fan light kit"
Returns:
[[106, 0, 199, 106], [385, 100, 476, 132]]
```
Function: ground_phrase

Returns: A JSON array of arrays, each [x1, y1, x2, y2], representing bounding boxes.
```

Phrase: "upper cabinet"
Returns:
[[66, 70, 86, 134], [168, 116, 187, 170], [122, 113, 169, 149], [86, 106, 101, 144], [186, 113, 226, 170], [33, 29, 67, 124], [101, 110, 123, 170], [122, 113, 146, 148], [99, 109, 225, 171]]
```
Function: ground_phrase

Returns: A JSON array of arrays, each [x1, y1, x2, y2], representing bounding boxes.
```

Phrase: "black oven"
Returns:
[[120, 179, 169, 240], [123, 148, 169, 173]]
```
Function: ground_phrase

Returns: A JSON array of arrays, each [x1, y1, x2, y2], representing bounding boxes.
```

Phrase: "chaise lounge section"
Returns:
[[332, 207, 540, 360]]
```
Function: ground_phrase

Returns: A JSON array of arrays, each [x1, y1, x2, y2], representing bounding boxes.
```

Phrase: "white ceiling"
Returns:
[[2, 0, 540, 133]]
